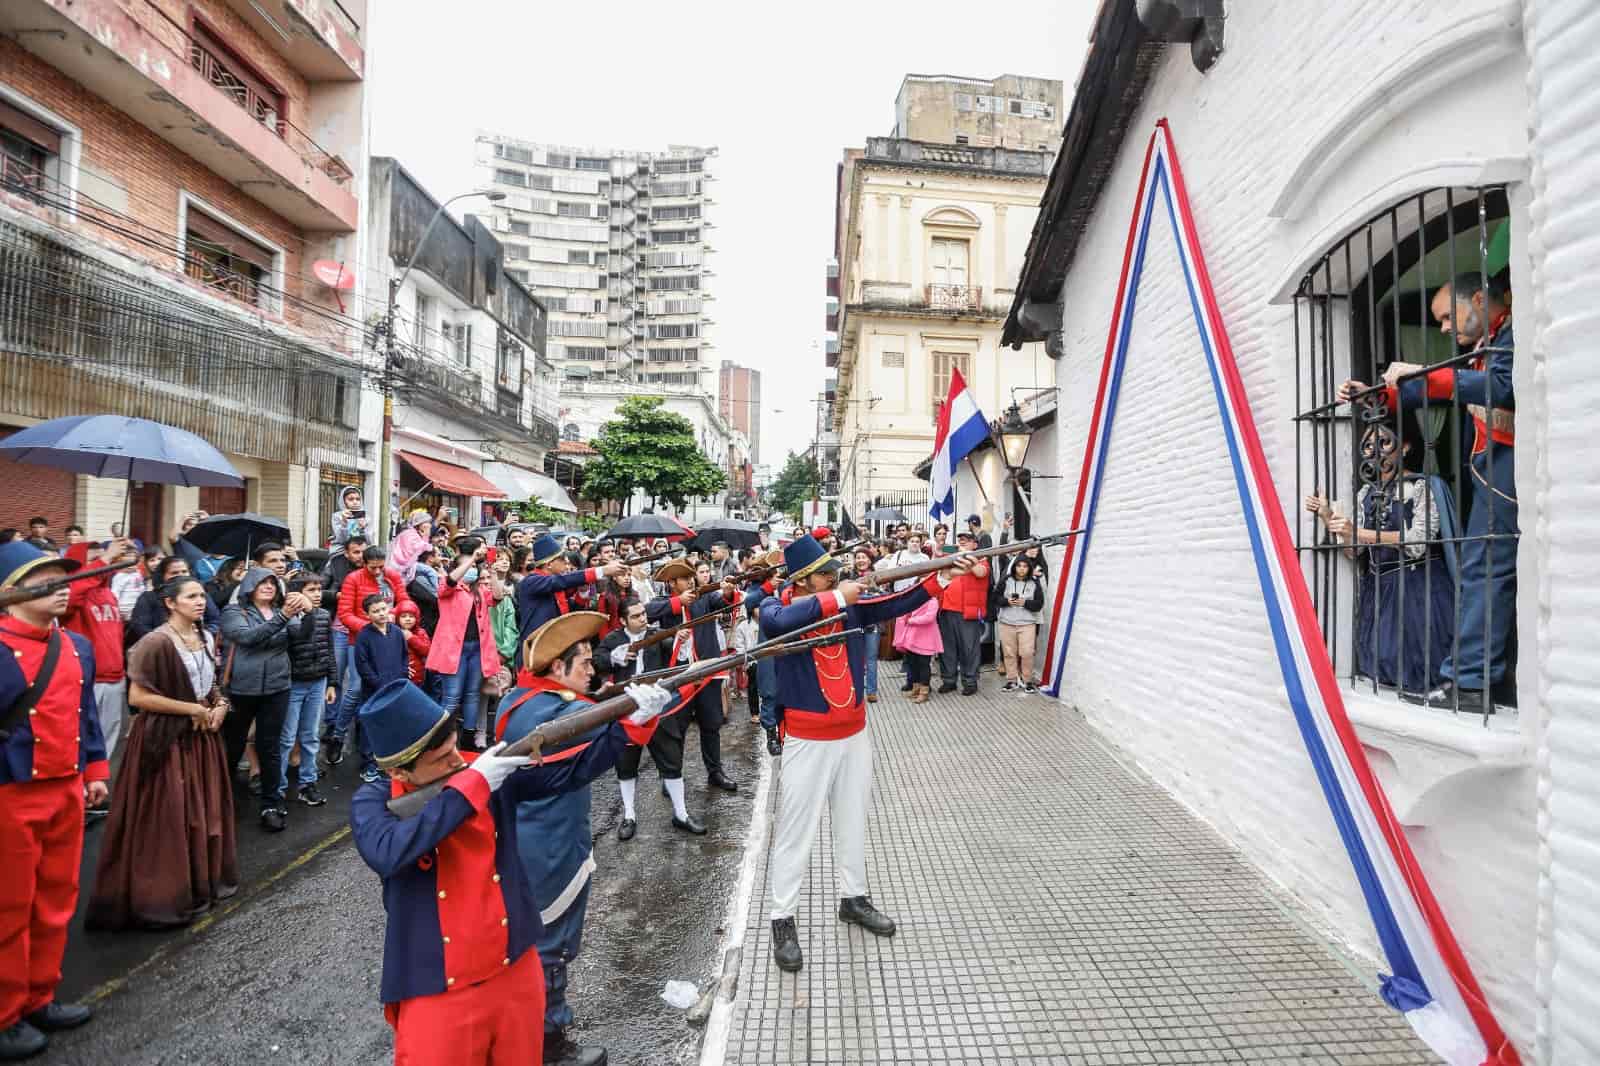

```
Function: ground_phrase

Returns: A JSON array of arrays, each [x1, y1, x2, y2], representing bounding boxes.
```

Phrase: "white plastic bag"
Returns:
[[660, 979, 699, 1009]]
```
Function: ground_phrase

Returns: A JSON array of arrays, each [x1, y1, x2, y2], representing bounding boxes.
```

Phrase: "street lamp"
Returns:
[[997, 403, 1033, 470], [377, 189, 506, 543]]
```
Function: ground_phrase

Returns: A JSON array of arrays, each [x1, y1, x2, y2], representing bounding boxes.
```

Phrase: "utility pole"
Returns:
[[376, 188, 503, 545]]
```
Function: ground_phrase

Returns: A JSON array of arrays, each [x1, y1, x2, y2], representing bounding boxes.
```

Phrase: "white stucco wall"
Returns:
[[1522, 2, 1600, 1062], [1045, 0, 1537, 1049]]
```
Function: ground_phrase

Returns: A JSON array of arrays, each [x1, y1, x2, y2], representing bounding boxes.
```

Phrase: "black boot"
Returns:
[[0, 1021, 46, 1061], [23, 1002, 91, 1032], [838, 895, 896, 937], [764, 727, 783, 757], [771, 917, 803, 972], [937, 681, 957, 694], [542, 1028, 607, 1066], [707, 768, 738, 792], [617, 818, 637, 841]]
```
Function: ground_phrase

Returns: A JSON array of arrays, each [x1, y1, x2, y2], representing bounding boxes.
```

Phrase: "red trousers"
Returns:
[[387, 949, 544, 1065], [0, 777, 84, 1028]]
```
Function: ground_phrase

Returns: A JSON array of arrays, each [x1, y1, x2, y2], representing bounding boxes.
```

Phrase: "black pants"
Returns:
[[224, 689, 291, 810], [745, 666, 759, 719], [937, 612, 984, 688], [615, 726, 686, 780], [905, 653, 932, 685], [665, 679, 724, 776]]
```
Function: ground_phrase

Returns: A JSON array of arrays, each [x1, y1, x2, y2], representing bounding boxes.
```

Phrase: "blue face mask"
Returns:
[[462, 567, 479, 584]]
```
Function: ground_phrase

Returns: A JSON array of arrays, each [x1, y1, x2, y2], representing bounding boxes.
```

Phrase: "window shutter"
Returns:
[[0, 100, 61, 154], [185, 207, 276, 272]]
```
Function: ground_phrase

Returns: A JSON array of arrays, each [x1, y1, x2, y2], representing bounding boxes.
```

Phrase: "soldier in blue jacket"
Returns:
[[350, 666, 667, 1066], [758, 534, 969, 973], [497, 611, 668, 1066], [513, 535, 626, 670], [645, 559, 742, 794]]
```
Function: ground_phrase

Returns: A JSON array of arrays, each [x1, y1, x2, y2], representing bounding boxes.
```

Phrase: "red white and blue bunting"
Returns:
[[1039, 121, 1517, 1066]]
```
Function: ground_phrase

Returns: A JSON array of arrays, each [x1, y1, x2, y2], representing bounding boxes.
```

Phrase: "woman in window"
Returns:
[[1306, 425, 1457, 696], [87, 578, 238, 929]]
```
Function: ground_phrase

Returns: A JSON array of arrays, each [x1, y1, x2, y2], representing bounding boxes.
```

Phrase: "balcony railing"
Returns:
[[0, 154, 45, 202], [136, 1, 352, 186], [926, 283, 982, 313]]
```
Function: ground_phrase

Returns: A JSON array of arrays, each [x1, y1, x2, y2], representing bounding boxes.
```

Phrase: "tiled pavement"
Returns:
[[713, 673, 1438, 1065]]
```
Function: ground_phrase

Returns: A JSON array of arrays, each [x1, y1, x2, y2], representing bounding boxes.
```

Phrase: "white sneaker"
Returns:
[[1001, 680, 1018, 692], [474, 727, 488, 750]]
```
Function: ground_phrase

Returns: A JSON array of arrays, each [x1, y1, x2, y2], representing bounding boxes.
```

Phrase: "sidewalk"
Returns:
[[709, 677, 1437, 1065]]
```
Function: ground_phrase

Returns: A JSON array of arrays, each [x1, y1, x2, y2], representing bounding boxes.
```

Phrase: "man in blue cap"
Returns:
[[646, 558, 742, 795], [350, 670, 669, 1066], [759, 533, 972, 973], [0, 541, 109, 1061], [514, 535, 627, 670]]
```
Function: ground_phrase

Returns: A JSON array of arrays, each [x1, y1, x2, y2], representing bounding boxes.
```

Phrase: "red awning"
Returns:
[[396, 451, 506, 498]]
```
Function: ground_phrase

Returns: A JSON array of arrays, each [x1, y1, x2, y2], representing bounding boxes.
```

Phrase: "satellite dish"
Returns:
[[312, 260, 355, 290]]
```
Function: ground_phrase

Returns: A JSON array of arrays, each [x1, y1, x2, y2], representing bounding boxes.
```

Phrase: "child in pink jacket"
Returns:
[[893, 596, 943, 703]]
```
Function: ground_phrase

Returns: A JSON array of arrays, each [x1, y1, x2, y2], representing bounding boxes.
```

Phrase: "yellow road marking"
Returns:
[[82, 825, 352, 1005]]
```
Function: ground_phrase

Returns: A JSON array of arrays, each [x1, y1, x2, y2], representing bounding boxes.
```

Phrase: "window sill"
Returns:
[[1344, 689, 1529, 827]]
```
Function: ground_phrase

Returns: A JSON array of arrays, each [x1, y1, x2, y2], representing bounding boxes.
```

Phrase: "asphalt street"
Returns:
[[45, 696, 765, 1066]]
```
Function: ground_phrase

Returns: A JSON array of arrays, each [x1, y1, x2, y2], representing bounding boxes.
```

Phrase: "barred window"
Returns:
[[1295, 185, 1515, 717], [493, 168, 527, 188]]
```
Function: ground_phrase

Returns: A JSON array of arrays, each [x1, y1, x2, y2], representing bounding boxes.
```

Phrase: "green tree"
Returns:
[[764, 450, 820, 520], [581, 396, 728, 512]]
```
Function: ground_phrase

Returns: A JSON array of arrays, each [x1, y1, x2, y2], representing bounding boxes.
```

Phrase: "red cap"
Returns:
[[394, 599, 420, 619], [811, 526, 833, 540]]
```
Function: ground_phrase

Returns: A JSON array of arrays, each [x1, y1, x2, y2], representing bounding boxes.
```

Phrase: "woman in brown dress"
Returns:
[[87, 577, 239, 929]]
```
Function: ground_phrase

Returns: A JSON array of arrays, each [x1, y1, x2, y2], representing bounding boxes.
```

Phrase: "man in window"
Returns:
[[1338, 271, 1515, 712]]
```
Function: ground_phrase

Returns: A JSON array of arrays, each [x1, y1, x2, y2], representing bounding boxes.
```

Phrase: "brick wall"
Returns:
[[1044, 0, 1537, 1047], [0, 430, 76, 534], [0, 15, 345, 341]]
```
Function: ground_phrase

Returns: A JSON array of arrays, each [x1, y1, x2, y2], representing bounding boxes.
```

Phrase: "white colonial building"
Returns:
[[1004, 2, 1600, 1060]]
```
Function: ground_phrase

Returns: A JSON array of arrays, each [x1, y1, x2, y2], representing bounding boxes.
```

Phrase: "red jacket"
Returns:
[[63, 543, 124, 682], [336, 564, 403, 635], [403, 627, 431, 685], [938, 561, 990, 620]]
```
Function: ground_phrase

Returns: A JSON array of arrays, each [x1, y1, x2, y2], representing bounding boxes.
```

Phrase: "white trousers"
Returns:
[[94, 680, 127, 760], [768, 729, 872, 920]]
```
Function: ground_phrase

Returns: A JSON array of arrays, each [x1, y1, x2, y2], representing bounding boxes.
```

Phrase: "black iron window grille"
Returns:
[[1294, 186, 1517, 721]]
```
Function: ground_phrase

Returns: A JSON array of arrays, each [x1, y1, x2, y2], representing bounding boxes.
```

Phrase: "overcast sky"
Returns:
[[369, 1, 1095, 468]]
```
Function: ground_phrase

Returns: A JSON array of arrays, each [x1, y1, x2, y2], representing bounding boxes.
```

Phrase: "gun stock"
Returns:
[[628, 599, 738, 652], [593, 612, 839, 699], [387, 624, 858, 818]]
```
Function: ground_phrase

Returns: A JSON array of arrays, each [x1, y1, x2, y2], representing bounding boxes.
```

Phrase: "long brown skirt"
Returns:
[[86, 714, 239, 930]]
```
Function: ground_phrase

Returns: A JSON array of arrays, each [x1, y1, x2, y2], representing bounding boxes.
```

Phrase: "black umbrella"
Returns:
[[862, 506, 909, 523], [602, 513, 694, 541], [180, 512, 291, 557], [685, 517, 762, 552]]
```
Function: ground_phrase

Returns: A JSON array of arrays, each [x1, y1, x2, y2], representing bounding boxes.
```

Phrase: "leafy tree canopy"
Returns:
[[581, 396, 728, 511], [764, 450, 820, 521]]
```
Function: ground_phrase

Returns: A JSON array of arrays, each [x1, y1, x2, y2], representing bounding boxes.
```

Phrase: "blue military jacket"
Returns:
[[496, 678, 635, 922], [646, 586, 739, 662], [514, 567, 600, 668], [349, 728, 625, 1006]]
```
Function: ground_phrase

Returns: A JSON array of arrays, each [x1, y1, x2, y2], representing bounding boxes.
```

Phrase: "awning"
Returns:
[[396, 450, 506, 498], [483, 461, 577, 512]]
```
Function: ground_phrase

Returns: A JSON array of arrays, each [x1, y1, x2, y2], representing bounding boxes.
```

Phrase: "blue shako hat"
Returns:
[[531, 533, 564, 567], [781, 534, 840, 586], [359, 679, 453, 770], [0, 540, 80, 590]]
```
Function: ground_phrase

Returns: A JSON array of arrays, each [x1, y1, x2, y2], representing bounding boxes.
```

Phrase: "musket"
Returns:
[[591, 612, 840, 700], [623, 545, 681, 566], [0, 558, 138, 609], [860, 530, 1084, 589], [628, 599, 739, 652], [388, 625, 862, 818]]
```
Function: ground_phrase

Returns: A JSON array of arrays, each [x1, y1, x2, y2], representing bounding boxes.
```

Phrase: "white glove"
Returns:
[[465, 741, 525, 793], [610, 644, 633, 666], [625, 683, 672, 725]]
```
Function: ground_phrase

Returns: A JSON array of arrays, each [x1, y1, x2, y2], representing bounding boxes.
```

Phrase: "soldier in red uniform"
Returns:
[[351, 641, 668, 1064], [0, 541, 110, 1061]]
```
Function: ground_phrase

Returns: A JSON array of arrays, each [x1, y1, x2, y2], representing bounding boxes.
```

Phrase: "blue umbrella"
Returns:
[[0, 415, 242, 487]]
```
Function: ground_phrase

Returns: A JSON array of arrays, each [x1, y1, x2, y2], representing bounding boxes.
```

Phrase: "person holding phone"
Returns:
[[995, 556, 1046, 693], [425, 537, 502, 751], [331, 487, 371, 547]]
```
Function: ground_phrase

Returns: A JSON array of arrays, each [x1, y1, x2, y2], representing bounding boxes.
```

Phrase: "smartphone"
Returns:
[[350, 509, 366, 519]]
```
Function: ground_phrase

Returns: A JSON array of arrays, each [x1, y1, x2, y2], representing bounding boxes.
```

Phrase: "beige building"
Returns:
[[893, 74, 1064, 152], [828, 115, 1057, 522]]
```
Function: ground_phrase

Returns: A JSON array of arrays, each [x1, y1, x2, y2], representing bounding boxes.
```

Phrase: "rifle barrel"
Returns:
[[863, 531, 1083, 588]]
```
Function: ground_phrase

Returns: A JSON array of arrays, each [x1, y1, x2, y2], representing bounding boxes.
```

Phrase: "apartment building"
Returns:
[[717, 359, 762, 465], [472, 134, 716, 392], [827, 80, 1058, 522], [0, 0, 369, 546], [893, 73, 1065, 152]]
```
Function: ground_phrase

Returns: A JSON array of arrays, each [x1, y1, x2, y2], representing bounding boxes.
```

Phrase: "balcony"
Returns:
[[0, 0, 358, 232], [219, 0, 364, 80], [926, 283, 982, 313]]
